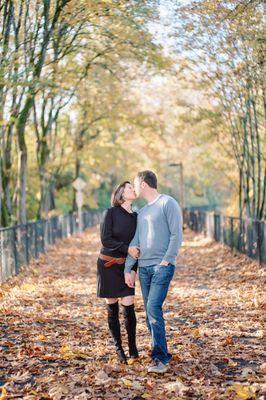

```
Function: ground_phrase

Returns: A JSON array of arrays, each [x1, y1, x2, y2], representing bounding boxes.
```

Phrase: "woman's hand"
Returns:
[[130, 270, 137, 286], [128, 246, 140, 259], [125, 271, 137, 288]]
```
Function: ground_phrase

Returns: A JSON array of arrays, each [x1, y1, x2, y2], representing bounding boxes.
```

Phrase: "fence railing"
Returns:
[[183, 209, 266, 264], [0, 210, 103, 283]]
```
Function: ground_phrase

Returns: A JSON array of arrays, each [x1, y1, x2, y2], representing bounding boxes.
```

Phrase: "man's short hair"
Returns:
[[137, 170, 157, 189]]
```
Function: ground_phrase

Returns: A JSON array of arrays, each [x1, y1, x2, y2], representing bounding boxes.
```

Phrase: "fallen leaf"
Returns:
[[228, 359, 238, 367], [141, 394, 152, 399], [10, 372, 32, 384], [210, 364, 222, 377], [191, 328, 200, 337], [132, 381, 144, 391], [164, 379, 189, 395], [231, 383, 256, 399], [259, 363, 266, 374], [59, 344, 69, 353], [95, 370, 111, 385], [0, 387, 7, 400], [48, 384, 68, 400], [121, 377, 133, 388], [241, 368, 255, 378], [224, 336, 234, 345]]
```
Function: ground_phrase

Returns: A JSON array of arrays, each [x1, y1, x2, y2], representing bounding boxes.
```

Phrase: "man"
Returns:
[[125, 170, 182, 373]]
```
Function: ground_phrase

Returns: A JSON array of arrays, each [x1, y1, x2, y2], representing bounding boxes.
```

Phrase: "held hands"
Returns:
[[125, 246, 139, 288], [128, 246, 140, 259], [124, 271, 137, 288]]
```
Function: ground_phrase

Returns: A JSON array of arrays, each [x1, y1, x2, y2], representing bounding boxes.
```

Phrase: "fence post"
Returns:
[[25, 223, 30, 264], [230, 218, 234, 249], [261, 221, 266, 264], [0, 231, 3, 281], [246, 218, 252, 257], [34, 223, 38, 258], [41, 220, 45, 253], [214, 214, 220, 241], [184, 207, 265, 263], [12, 227, 19, 275]]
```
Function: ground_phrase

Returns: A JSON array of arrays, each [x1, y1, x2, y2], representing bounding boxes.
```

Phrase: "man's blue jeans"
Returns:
[[138, 263, 175, 365]]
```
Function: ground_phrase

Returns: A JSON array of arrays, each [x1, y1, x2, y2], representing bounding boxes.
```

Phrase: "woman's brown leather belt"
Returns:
[[99, 253, 126, 268]]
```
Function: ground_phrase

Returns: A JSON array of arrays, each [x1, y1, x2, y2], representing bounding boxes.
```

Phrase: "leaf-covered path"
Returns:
[[0, 226, 265, 399]]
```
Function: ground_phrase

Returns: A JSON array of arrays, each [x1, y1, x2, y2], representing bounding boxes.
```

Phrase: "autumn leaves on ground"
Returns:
[[0, 226, 265, 400]]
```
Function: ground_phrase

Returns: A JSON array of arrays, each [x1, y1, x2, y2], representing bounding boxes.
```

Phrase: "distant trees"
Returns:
[[176, 0, 265, 219], [0, 0, 164, 226], [2, 1, 263, 226]]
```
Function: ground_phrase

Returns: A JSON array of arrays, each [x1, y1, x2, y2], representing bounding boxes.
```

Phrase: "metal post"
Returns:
[[179, 162, 185, 211], [169, 162, 185, 210], [12, 227, 19, 274]]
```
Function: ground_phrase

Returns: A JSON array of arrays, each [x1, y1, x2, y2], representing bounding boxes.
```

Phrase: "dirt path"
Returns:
[[0, 226, 265, 399]]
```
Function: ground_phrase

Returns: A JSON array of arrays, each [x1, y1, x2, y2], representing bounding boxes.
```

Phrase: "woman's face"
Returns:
[[123, 183, 136, 201]]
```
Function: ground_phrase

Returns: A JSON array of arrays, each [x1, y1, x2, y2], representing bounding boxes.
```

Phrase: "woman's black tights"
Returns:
[[107, 302, 138, 363]]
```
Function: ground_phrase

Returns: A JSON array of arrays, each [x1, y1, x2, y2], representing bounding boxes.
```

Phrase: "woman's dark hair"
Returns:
[[111, 181, 131, 207], [137, 170, 157, 189]]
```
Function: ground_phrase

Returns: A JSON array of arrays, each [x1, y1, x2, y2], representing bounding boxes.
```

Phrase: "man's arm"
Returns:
[[124, 223, 140, 273], [162, 198, 183, 265]]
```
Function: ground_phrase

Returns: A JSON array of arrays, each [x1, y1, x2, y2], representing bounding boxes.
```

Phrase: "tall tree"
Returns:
[[173, 0, 265, 218]]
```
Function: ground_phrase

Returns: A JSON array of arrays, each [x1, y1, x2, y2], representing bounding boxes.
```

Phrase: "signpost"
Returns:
[[72, 177, 86, 233]]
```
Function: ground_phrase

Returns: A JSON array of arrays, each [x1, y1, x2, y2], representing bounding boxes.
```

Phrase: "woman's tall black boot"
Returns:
[[122, 304, 139, 359], [107, 302, 127, 364]]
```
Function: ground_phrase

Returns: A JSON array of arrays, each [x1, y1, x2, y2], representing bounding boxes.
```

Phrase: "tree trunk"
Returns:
[[16, 96, 34, 223]]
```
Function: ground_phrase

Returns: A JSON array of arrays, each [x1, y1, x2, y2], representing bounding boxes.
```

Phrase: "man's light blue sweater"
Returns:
[[124, 194, 182, 272]]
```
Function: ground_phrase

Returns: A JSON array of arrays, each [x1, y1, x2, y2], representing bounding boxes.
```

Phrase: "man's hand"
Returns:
[[125, 271, 135, 288], [128, 246, 140, 259], [159, 260, 169, 266]]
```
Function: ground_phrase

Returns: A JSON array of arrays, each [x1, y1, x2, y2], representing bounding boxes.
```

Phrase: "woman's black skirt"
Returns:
[[97, 257, 135, 298]]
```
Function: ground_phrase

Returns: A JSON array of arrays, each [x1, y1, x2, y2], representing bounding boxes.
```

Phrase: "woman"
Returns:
[[97, 181, 139, 364]]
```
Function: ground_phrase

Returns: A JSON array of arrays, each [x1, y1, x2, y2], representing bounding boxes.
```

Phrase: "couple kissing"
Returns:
[[97, 170, 182, 374]]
